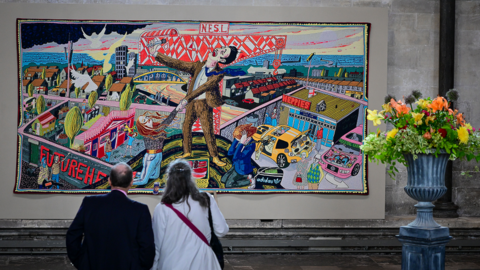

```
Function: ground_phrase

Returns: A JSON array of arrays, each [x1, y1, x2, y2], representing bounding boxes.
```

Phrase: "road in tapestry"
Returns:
[[16, 20, 370, 194]]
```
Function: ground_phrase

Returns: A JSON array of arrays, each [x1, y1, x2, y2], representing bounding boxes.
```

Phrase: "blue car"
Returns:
[[224, 99, 239, 106]]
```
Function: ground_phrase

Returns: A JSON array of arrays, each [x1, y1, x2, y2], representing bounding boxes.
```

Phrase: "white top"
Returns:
[[150, 193, 229, 270], [192, 65, 214, 100]]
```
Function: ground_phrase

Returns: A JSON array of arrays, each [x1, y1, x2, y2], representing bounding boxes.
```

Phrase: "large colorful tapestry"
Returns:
[[15, 20, 370, 194]]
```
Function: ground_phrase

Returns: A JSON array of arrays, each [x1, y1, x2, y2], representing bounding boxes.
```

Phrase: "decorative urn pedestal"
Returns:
[[396, 152, 453, 270]]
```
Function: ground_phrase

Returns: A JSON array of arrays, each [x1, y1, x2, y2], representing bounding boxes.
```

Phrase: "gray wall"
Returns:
[[452, 1, 480, 217]]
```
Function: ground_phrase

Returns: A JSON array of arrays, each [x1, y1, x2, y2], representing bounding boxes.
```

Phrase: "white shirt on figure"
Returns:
[[150, 193, 229, 270], [192, 65, 214, 100]]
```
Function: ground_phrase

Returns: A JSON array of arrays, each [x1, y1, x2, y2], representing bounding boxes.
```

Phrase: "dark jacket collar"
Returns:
[[109, 189, 128, 198]]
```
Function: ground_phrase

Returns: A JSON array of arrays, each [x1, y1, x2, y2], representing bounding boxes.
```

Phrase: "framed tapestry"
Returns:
[[15, 19, 370, 194]]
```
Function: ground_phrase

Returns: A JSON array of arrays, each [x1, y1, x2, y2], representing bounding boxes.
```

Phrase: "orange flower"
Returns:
[[423, 131, 432, 140], [396, 105, 410, 116], [457, 113, 465, 126], [428, 96, 448, 113], [390, 98, 410, 116], [444, 99, 450, 110], [448, 108, 458, 116], [390, 98, 399, 108]]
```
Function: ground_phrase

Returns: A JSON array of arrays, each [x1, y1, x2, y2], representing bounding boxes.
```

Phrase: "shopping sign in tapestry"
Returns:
[[15, 20, 370, 194]]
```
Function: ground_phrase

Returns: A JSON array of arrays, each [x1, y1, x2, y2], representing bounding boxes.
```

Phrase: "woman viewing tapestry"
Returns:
[[151, 159, 229, 270]]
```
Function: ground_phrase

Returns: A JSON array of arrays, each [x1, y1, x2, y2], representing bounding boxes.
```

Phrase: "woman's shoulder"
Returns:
[[201, 191, 213, 198], [154, 202, 168, 213], [200, 192, 215, 202], [201, 192, 218, 207]]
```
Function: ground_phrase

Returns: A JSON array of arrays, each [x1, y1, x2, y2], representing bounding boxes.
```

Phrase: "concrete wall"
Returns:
[[452, 1, 480, 217], [1, 0, 478, 217]]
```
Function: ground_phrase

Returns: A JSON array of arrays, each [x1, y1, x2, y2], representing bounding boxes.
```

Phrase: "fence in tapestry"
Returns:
[[16, 20, 370, 194]]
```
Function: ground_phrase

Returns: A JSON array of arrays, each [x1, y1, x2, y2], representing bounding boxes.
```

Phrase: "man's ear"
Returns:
[[129, 178, 134, 188]]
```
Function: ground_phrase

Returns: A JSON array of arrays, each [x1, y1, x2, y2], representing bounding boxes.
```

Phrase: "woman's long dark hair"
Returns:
[[161, 159, 208, 213]]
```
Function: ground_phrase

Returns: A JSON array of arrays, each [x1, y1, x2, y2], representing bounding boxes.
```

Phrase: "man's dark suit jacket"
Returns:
[[66, 190, 155, 270]]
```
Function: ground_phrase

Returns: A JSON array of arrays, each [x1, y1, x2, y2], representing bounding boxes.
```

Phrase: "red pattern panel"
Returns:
[[139, 32, 286, 67]]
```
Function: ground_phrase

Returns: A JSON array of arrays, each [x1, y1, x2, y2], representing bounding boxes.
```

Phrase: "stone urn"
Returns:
[[397, 150, 453, 270]]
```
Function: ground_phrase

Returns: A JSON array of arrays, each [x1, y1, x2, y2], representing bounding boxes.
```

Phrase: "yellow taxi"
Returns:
[[252, 125, 313, 168]]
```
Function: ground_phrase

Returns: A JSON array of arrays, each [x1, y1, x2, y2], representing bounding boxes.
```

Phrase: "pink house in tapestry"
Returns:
[[74, 109, 135, 159]]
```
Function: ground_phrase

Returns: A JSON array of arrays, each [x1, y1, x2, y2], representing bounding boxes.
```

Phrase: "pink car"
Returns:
[[318, 125, 363, 179]]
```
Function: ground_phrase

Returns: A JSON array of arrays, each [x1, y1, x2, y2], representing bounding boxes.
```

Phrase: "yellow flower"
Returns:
[[387, 128, 399, 139], [457, 126, 469, 144], [411, 112, 425, 125], [416, 99, 429, 108], [465, 123, 473, 131], [425, 115, 436, 125], [376, 129, 381, 137], [382, 103, 392, 114], [367, 109, 384, 126]]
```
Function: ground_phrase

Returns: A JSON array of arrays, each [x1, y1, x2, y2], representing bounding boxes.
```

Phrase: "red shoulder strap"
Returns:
[[165, 204, 210, 246]]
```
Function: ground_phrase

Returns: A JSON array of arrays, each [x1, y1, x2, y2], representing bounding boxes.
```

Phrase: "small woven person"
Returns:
[[221, 124, 257, 188], [264, 113, 272, 125], [315, 127, 323, 153], [134, 109, 179, 186], [292, 152, 312, 189], [306, 155, 325, 190], [37, 157, 50, 189], [104, 137, 112, 162], [123, 130, 138, 158], [271, 107, 278, 126], [50, 154, 69, 189]]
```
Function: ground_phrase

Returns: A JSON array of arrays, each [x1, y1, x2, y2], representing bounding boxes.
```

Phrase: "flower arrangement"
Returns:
[[361, 90, 480, 178]]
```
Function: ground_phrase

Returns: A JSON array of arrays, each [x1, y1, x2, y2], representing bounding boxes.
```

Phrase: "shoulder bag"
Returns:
[[203, 193, 225, 269], [165, 198, 224, 269]]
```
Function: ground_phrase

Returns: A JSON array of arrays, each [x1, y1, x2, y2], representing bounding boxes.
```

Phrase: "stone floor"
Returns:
[[0, 254, 479, 269]]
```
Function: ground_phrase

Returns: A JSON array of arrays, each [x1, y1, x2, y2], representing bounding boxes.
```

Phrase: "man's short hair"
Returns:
[[223, 46, 238, 65], [110, 162, 133, 188]]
